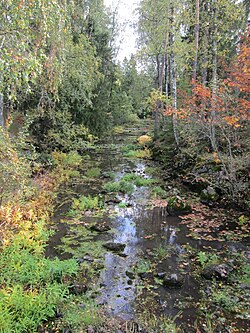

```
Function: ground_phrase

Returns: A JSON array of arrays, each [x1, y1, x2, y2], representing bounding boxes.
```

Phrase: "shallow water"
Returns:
[[46, 128, 249, 330]]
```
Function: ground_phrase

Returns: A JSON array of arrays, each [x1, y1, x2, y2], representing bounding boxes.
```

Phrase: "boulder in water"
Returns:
[[163, 273, 184, 288], [90, 223, 111, 232], [103, 242, 126, 253], [202, 264, 233, 280]]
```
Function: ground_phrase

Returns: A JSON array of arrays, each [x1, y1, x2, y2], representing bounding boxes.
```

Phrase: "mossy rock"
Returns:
[[167, 196, 192, 216], [200, 186, 219, 204]]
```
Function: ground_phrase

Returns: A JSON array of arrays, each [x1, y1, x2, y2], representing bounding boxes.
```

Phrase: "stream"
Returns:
[[46, 125, 249, 332]]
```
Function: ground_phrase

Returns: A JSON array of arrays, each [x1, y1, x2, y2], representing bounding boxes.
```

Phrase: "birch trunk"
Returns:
[[154, 54, 161, 139], [169, 5, 179, 147], [193, 0, 200, 90], [0, 36, 4, 127], [211, 0, 218, 151], [0, 91, 3, 127], [163, 53, 169, 130], [202, 1, 209, 86]]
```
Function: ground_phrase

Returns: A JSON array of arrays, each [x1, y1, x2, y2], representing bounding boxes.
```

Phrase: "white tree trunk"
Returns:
[[193, 0, 200, 88], [211, 0, 218, 150], [169, 5, 179, 147], [0, 36, 5, 127], [0, 91, 3, 127]]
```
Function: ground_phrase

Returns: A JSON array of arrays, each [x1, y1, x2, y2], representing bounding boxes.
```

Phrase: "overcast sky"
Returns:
[[104, 0, 140, 61]]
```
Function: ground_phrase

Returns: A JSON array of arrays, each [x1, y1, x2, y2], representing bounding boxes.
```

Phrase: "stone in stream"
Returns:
[[84, 255, 94, 262], [125, 271, 135, 279], [69, 283, 87, 295], [90, 223, 111, 232], [163, 273, 184, 288], [154, 272, 167, 279], [202, 264, 233, 280], [105, 195, 121, 205], [138, 272, 151, 280], [200, 186, 219, 205], [103, 242, 126, 253], [76, 255, 94, 264]]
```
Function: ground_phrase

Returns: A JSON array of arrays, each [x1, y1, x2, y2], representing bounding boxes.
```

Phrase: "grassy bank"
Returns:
[[0, 128, 98, 332]]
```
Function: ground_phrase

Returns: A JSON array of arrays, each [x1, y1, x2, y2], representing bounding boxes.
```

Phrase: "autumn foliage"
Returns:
[[167, 29, 250, 134]]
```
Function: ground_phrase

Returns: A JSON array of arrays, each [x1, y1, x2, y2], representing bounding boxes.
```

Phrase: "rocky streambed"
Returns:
[[46, 125, 249, 332]]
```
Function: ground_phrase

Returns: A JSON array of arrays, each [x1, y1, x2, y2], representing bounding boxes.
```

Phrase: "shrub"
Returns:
[[0, 127, 31, 205], [0, 220, 78, 333], [138, 135, 152, 146]]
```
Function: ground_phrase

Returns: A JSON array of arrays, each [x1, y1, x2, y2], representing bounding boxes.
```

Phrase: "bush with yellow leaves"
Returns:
[[138, 135, 152, 146]]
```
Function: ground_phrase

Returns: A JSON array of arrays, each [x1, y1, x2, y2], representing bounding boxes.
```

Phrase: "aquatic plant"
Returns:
[[151, 186, 166, 198], [121, 173, 155, 187], [152, 244, 175, 261], [124, 148, 151, 159], [85, 167, 101, 178], [117, 202, 129, 208], [138, 311, 181, 333], [196, 251, 219, 268], [68, 195, 104, 216], [102, 180, 134, 195]]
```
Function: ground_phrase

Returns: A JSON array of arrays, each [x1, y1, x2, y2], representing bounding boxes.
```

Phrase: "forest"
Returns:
[[0, 0, 249, 332]]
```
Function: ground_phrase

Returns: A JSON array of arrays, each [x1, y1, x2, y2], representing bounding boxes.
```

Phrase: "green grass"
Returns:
[[124, 148, 151, 158], [68, 195, 104, 216], [85, 167, 101, 178], [152, 244, 174, 261], [138, 311, 181, 333], [102, 180, 134, 195], [121, 173, 155, 186], [121, 143, 139, 153], [117, 202, 129, 208], [61, 297, 102, 330], [241, 264, 250, 285], [102, 173, 156, 195], [196, 251, 219, 268], [151, 186, 166, 198]]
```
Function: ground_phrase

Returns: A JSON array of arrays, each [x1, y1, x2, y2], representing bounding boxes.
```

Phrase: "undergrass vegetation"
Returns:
[[102, 180, 134, 194], [151, 185, 167, 198], [138, 311, 181, 333], [0, 130, 98, 332], [124, 148, 151, 158], [192, 248, 250, 325], [196, 251, 220, 268], [152, 244, 175, 261], [85, 167, 101, 178], [113, 125, 125, 134], [67, 195, 104, 217], [60, 296, 102, 331], [103, 173, 156, 195], [0, 220, 78, 333], [117, 202, 130, 208]]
